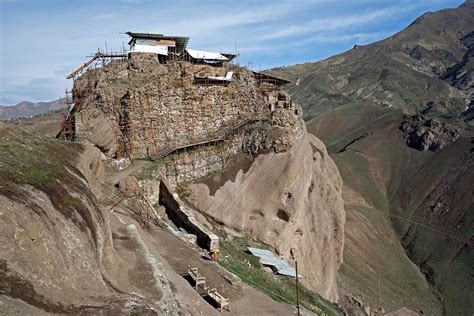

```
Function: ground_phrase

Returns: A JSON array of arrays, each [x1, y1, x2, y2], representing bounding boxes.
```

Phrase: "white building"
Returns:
[[126, 32, 190, 59], [126, 31, 237, 65]]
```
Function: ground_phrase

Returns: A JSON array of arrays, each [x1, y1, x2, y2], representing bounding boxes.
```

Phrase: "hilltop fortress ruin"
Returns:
[[61, 32, 303, 185], [59, 32, 345, 303]]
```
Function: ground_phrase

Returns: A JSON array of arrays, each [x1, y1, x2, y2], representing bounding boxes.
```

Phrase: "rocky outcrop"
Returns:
[[399, 114, 460, 151], [71, 54, 303, 158], [187, 132, 345, 302], [70, 54, 304, 187]]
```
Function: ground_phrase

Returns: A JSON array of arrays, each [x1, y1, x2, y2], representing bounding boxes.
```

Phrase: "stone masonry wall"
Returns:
[[139, 136, 243, 188], [125, 54, 272, 158], [72, 53, 303, 185]]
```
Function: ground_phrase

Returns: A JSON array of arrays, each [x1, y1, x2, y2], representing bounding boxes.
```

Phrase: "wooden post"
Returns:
[[291, 248, 300, 316], [295, 260, 300, 316]]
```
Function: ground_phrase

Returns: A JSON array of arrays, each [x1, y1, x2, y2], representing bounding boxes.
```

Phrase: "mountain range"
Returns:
[[273, 1, 474, 314], [0, 99, 67, 121]]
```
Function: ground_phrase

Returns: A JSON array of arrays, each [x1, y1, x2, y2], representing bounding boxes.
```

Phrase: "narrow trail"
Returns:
[[105, 160, 151, 185]]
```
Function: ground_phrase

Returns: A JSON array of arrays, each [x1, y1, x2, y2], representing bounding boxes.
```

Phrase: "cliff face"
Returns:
[[188, 132, 345, 302], [72, 54, 303, 159]]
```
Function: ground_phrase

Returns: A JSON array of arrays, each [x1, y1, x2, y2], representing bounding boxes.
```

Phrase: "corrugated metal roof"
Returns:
[[247, 247, 302, 278], [252, 71, 291, 86], [186, 49, 228, 61], [222, 53, 237, 62], [126, 31, 190, 53]]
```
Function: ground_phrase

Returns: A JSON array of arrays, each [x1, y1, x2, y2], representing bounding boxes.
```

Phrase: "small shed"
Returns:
[[126, 32, 190, 60]]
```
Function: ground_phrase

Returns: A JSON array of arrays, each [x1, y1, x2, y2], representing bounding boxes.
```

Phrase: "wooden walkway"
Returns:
[[154, 112, 270, 160]]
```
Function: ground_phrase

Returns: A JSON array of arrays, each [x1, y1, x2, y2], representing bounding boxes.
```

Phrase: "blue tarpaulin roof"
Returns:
[[247, 247, 302, 278]]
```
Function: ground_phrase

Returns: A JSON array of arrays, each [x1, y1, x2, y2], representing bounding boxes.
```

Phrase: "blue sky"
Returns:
[[0, 0, 465, 105]]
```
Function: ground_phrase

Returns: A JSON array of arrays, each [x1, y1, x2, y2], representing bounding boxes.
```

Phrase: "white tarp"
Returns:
[[247, 247, 302, 278], [195, 71, 234, 82], [132, 44, 168, 55], [186, 49, 228, 61]]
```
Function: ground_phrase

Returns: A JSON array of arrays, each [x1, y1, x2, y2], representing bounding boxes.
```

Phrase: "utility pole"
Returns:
[[291, 248, 300, 316]]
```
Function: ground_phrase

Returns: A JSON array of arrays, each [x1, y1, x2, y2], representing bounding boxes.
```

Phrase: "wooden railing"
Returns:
[[67, 51, 127, 80]]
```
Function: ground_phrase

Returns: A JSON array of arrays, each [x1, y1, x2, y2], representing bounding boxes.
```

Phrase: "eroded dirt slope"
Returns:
[[0, 123, 178, 314], [0, 123, 316, 315], [187, 131, 345, 302]]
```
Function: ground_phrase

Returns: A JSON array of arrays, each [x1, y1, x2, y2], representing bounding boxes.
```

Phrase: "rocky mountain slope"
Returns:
[[0, 99, 66, 121], [273, 1, 474, 315], [1, 50, 346, 313], [273, 1, 474, 122], [0, 122, 328, 315]]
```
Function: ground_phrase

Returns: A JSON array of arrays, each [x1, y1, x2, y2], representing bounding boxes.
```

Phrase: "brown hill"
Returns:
[[273, 1, 474, 315], [0, 99, 67, 121], [273, 1, 474, 122], [0, 122, 308, 315], [0, 50, 345, 314]]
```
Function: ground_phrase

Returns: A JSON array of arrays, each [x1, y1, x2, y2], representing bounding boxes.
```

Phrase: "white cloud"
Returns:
[[291, 31, 392, 46], [92, 13, 120, 20], [259, 4, 419, 40], [0, 0, 462, 104]]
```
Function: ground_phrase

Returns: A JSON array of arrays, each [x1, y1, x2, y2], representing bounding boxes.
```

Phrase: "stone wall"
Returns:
[[159, 181, 219, 251], [72, 60, 128, 156], [125, 55, 273, 158], [72, 53, 303, 185], [138, 136, 243, 188]]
